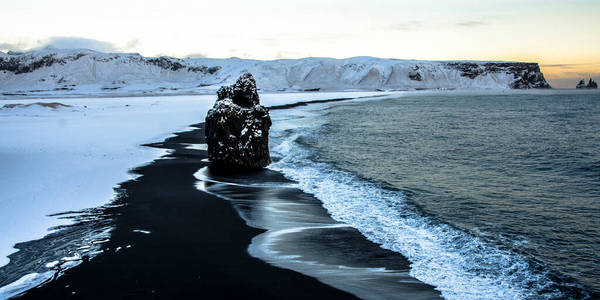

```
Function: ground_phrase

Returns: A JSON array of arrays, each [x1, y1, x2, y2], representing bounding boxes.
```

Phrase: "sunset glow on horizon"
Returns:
[[1, 0, 598, 87]]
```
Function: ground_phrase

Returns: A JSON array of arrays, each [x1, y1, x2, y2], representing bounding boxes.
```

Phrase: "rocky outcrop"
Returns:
[[205, 73, 271, 169], [576, 78, 598, 89], [0, 54, 74, 74], [408, 67, 423, 81], [446, 62, 551, 89]]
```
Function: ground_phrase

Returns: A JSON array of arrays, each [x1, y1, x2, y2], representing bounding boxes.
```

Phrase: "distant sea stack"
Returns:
[[576, 78, 597, 89], [205, 73, 272, 169]]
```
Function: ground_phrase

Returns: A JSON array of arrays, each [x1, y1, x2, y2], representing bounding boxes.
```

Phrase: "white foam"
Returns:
[[0, 272, 54, 300], [268, 107, 559, 300], [196, 172, 436, 299], [194, 167, 298, 189], [184, 143, 208, 151], [44, 261, 59, 268]]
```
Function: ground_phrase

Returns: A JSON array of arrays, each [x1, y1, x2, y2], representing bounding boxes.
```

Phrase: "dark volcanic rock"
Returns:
[[446, 62, 551, 89], [232, 73, 260, 107], [146, 57, 185, 71], [576, 78, 598, 89], [506, 63, 551, 89], [0, 54, 66, 74], [205, 73, 271, 169], [447, 62, 483, 79], [408, 68, 423, 81], [217, 85, 233, 100]]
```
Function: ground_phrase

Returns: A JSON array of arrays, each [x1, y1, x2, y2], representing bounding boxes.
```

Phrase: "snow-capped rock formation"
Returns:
[[205, 73, 271, 169], [0, 48, 551, 97]]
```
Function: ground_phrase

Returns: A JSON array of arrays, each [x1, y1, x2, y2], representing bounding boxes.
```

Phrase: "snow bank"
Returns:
[[0, 95, 211, 267]]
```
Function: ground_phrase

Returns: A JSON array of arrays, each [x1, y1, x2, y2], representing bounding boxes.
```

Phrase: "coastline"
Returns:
[[196, 164, 442, 299], [8, 98, 442, 298], [5, 89, 597, 298], [0, 91, 390, 275], [0, 89, 392, 101], [15, 123, 359, 299]]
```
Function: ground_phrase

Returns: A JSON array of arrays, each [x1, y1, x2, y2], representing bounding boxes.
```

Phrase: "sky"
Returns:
[[1, 0, 598, 87]]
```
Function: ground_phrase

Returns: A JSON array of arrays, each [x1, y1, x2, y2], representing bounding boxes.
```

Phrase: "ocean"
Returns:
[[263, 91, 599, 299]]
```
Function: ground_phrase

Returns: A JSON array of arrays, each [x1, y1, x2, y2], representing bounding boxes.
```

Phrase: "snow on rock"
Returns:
[[1, 102, 71, 110], [205, 73, 271, 169], [231, 73, 260, 107], [0, 48, 551, 98]]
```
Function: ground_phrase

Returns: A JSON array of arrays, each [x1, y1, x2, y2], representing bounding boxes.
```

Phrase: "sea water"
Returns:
[[268, 90, 599, 299]]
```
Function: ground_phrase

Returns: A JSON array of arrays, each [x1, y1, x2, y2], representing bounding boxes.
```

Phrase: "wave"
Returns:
[[268, 118, 567, 300], [195, 167, 442, 299]]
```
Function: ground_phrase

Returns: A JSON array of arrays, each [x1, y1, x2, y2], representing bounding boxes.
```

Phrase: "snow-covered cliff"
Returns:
[[0, 48, 550, 97]]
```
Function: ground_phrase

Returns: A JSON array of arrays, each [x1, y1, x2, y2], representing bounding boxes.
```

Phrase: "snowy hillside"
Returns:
[[0, 48, 550, 97]]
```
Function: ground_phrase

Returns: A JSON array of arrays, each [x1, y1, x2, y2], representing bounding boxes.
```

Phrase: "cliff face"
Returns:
[[446, 62, 550, 89], [0, 48, 551, 96]]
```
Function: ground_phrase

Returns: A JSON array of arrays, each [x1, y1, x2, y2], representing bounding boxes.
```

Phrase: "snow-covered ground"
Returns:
[[0, 48, 550, 100], [0, 91, 389, 271]]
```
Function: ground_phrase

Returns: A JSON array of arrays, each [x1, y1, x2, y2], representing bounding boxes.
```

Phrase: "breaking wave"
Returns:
[[268, 121, 571, 300]]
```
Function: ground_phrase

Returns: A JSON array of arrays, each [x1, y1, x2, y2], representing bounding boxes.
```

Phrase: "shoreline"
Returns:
[[6, 90, 597, 298], [14, 123, 359, 299], [1, 88, 595, 105], [196, 164, 442, 299], [0, 89, 393, 101], [0, 91, 389, 276]]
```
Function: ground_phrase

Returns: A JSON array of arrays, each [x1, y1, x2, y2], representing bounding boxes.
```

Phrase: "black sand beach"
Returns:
[[16, 123, 356, 299]]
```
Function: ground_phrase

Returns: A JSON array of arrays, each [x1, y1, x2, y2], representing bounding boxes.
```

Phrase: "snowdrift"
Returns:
[[0, 48, 550, 97]]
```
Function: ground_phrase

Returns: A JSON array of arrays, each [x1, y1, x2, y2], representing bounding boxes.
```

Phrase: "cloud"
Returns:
[[123, 39, 139, 50], [456, 21, 487, 27], [0, 42, 28, 52], [2, 37, 140, 53], [541, 64, 573, 68], [387, 21, 422, 31], [384, 20, 487, 32], [36, 36, 117, 52], [305, 33, 353, 42], [540, 63, 593, 69], [227, 48, 251, 59], [185, 53, 207, 58]]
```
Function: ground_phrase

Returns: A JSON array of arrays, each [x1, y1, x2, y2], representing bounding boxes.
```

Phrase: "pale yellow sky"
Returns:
[[1, 0, 598, 87]]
